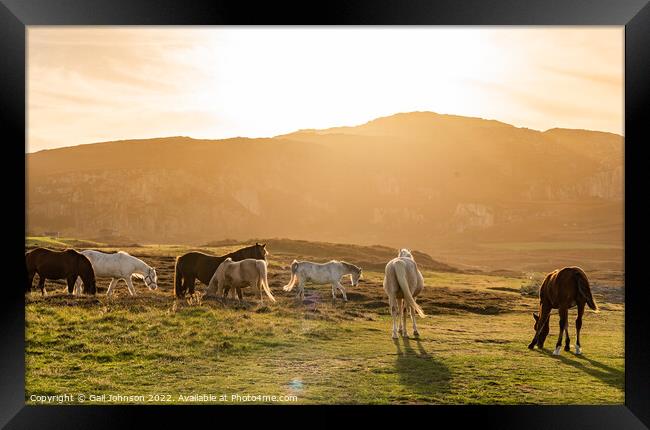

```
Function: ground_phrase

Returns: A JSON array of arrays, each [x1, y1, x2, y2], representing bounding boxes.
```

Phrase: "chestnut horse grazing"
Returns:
[[528, 266, 598, 355], [173, 243, 268, 298], [26, 248, 97, 295]]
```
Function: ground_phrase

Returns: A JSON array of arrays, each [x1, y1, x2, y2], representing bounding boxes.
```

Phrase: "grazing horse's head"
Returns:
[[144, 267, 158, 290], [532, 312, 550, 347], [253, 242, 268, 260], [78, 255, 97, 295], [350, 266, 363, 287]]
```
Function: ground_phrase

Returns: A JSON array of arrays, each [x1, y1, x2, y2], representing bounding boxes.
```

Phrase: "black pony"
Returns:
[[26, 248, 97, 295]]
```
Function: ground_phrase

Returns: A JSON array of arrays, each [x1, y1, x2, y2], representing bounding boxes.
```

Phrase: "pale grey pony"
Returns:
[[206, 258, 276, 303], [73, 249, 158, 296], [383, 249, 426, 339], [283, 260, 362, 301]]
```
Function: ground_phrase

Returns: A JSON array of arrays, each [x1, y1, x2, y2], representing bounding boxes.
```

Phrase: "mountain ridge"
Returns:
[[26, 111, 623, 263]]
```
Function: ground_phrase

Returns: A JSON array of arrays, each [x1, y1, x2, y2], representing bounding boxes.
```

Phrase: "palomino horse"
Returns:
[[528, 266, 598, 355], [206, 258, 276, 304], [26, 248, 97, 295], [173, 243, 268, 298], [383, 249, 426, 339], [73, 250, 158, 296], [282, 260, 362, 301]]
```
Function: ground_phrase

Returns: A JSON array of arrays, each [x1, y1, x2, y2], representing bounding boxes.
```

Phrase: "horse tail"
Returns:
[[174, 256, 183, 297], [282, 260, 299, 291], [575, 269, 598, 312], [394, 259, 425, 318], [258, 261, 276, 303]]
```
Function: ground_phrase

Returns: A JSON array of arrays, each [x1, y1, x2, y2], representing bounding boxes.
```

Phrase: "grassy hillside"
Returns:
[[26, 112, 623, 271], [25, 242, 624, 405]]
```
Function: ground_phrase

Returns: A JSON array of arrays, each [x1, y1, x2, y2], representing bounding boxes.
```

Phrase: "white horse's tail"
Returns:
[[257, 261, 276, 303], [282, 260, 299, 291], [394, 260, 425, 318]]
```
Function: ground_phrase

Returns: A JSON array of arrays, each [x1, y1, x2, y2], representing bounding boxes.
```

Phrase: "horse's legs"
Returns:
[[335, 281, 348, 302], [297, 279, 305, 301], [176, 273, 186, 298], [73, 277, 82, 295], [26, 270, 35, 293], [37, 276, 46, 296], [553, 307, 569, 355], [330, 283, 337, 300], [125, 277, 136, 296], [186, 275, 196, 296], [409, 306, 420, 337], [236, 287, 243, 302], [400, 300, 408, 337], [257, 280, 264, 304], [66, 276, 77, 295], [389, 295, 400, 339], [575, 303, 585, 355], [564, 324, 571, 352], [106, 278, 118, 296], [528, 303, 552, 349]]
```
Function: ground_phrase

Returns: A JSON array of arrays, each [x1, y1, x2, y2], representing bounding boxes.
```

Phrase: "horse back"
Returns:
[[540, 267, 585, 308], [25, 247, 81, 279]]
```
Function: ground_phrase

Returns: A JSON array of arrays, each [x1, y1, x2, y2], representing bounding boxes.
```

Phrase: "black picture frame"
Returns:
[[2, 0, 648, 428]]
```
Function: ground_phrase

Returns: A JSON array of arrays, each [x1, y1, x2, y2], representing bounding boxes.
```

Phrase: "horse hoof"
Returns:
[[553, 347, 561, 356], [575, 347, 582, 355], [564, 345, 571, 352], [392, 333, 399, 339], [527, 343, 535, 350], [413, 331, 420, 337]]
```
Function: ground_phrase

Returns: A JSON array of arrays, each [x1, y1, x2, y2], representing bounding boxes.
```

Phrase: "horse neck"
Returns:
[[229, 247, 257, 260], [340, 263, 357, 275], [130, 256, 149, 275]]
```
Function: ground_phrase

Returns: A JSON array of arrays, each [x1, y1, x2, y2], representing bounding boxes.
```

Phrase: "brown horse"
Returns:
[[173, 243, 268, 298], [528, 266, 597, 355], [26, 248, 97, 295]]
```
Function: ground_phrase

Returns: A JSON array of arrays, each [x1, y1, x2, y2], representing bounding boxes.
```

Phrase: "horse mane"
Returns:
[[341, 261, 362, 273], [226, 244, 262, 258]]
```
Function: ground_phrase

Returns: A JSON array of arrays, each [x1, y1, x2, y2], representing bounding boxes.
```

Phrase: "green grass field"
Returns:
[[25, 241, 624, 405]]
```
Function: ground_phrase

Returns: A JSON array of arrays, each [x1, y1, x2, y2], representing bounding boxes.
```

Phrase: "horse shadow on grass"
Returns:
[[393, 337, 451, 398], [533, 348, 623, 390]]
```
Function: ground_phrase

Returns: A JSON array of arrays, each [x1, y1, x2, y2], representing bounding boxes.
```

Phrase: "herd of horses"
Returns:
[[25, 242, 598, 355]]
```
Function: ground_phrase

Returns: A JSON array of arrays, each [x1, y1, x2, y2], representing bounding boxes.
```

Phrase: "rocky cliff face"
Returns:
[[27, 112, 624, 251]]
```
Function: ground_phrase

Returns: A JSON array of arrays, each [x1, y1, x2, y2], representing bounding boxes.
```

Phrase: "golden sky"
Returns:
[[27, 27, 623, 153]]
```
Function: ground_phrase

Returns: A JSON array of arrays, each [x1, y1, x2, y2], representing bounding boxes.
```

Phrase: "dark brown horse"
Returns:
[[26, 248, 97, 295], [528, 266, 597, 355], [173, 243, 268, 298]]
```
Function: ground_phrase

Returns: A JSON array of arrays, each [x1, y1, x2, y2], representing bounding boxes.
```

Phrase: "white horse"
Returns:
[[282, 260, 362, 301], [383, 249, 426, 339], [206, 258, 276, 304], [73, 250, 158, 296]]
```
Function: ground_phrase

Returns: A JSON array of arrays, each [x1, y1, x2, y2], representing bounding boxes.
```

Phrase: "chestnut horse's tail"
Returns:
[[575, 269, 598, 311], [173, 256, 183, 298]]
